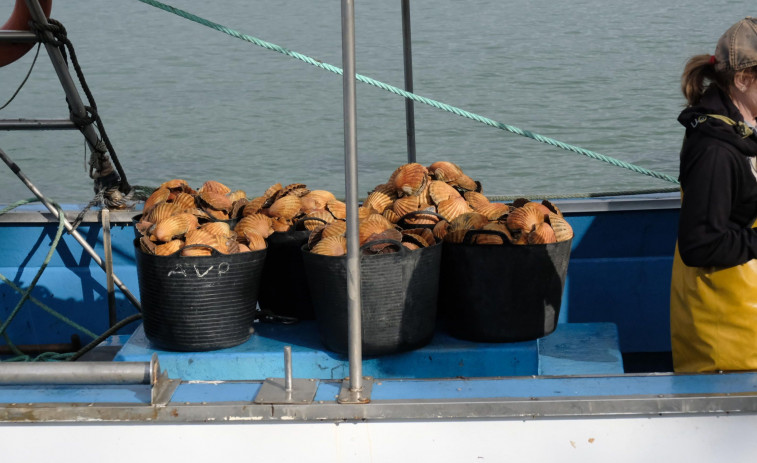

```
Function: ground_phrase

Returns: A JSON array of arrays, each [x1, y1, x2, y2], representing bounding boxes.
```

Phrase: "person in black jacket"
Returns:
[[670, 17, 757, 372]]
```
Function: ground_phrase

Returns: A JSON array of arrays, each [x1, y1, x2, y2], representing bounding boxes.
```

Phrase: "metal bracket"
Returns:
[[338, 376, 373, 404], [149, 354, 180, 406], [253, 346, 318, 404]]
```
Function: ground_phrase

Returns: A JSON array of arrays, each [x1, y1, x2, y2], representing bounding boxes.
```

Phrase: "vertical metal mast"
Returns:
[[401, 0, 416, 163], [340, 0, 364, 402]]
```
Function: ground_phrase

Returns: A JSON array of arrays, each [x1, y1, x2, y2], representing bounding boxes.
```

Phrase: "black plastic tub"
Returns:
[[439, 230, 572, 342], [257, 228, 314, 320], [301, 239, 441, 356], [134, 239, 266, 351]]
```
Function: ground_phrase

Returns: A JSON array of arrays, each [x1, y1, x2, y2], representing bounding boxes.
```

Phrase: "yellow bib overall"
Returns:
[[670, 219, 757, 372]]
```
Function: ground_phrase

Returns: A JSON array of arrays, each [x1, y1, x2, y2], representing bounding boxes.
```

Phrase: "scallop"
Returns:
[[153, 213, 198, 242], [311, 235, 347, 256], [541, 199, 564, 217], [359, 217, 394, 245], [448, 211, 489, 231], [243, 196, 268, 216], [443, 229, 469, 244], [392, 195, 425, 218], [299, 210, 335, 230], [475, 202, 510, 220], [428, 180, 461, 205], [198, 180, 231, 195], [326, 200, 347, 220], [200, 221, 232, 238], [145, 201, 182, 224], [280, 183, 310, 198], [506, 205, 545, 233], [143, 187, 171, 212], [437, 196, 473, 222], [321, 220, 347, 239], [160, 178, 190, 191], [427, 161, 464, 183], [392, 163, 429, 196], [199, 190, 233, 212], [235, 214, 274, 239], [271, 217, 292, 232], [464, 191, 490, 210], [301, 190, 336, 212], [432, 220, 450, 242], [450, 173, 478, 192], [402, 207, 440, 226], [528, 222, 557, 244], [244, 230, 268, 251], [382, 208, 401, 224], [363, 228, 403, 253], [363, 189, 396, 214], [267, 195, 302, 220], [227, 190, 248, 203], [154, 240, 184, 256], [181, 246, 213, 257], [547, 213, 574, 241], [172, 192, 197, 211], [522, 200, 553, 216]]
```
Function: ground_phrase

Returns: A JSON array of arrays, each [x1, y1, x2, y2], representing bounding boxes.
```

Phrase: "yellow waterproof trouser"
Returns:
[[670, 226, 757, 372]]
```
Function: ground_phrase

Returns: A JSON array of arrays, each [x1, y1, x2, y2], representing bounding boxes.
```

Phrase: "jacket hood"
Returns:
[[678, 87, 757, 157]]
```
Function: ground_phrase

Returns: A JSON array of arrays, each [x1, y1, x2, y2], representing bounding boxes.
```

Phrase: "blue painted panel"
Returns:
[[538, 322, 623, 375], [0, 384, 149, 404]]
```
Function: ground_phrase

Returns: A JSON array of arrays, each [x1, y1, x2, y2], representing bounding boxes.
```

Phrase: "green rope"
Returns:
[[135, 0, 679, 185]]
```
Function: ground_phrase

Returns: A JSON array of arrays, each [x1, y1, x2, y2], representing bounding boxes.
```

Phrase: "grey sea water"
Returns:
[[0, 0, 754, 203]]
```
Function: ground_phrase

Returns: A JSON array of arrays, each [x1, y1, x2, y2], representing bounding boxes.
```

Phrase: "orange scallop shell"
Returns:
[[402, 207, 440, 226], [244, 230, 267, 251], [450, 173, 477, 191], [437, 196, 472, 222], [392, 163, 429, 196], [301, 190, 336, 212], [363, 189, 396, 214], [527, 222, 557, 244], [271, 217, 292, 232], [160, 178, 190, 191], [428, 180, 461, 205], [443, 229, 468, 244], [235, 214, 274, 239], [506, 206, 545, 233], [200, 221, 232, 238], [448, 211, 490, 231], [243, 196, 268, 216], [427, 161, 464, 183], [322, 200, 345, 220], [267, 195, 302, 220], [359, 205, 377, 220], [300, 210, 335, 230], [144, 187, 171, 212], [483, 222, 513, 242], [227, 190, 248, 203], [280, 183, 310, 198], [475, 202, 510, 220], [464, 191, 490, 210], [547, 213, 574, 242], [263, 183, 283, 199], [145, 201, 182, 223], [432, 220, 450, 242], [172, 192, 197, 211], [198, 180, 231, 195], [322, 220, 347, 239], [363, 228, 403, 254], [541, 199, 564, 217], [311, 235, 347, 256], [199, 190, 233, 212], [382, 208, 401, 224], [153, 213, 198, 242], [392, 195, 425, 218], [522, 201, 553, 216]]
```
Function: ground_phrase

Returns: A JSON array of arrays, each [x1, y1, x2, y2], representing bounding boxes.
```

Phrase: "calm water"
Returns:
[[1, 0, 754, 203]]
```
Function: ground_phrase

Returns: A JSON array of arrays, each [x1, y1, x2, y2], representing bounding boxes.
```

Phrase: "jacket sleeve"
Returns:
[[678, 143, 757, 267]]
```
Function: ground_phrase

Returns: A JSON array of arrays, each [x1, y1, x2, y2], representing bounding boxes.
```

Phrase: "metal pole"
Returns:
[[401, 0, 417, 163], [341, 0, 363, 398], [0, 361, 152, 385], [23, 0, 106, 160], [101, 209, 117, 327], [0, 148, 142, 311]]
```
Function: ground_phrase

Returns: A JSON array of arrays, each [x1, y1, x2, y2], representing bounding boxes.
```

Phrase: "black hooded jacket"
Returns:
[[677, 87, 757, 267]]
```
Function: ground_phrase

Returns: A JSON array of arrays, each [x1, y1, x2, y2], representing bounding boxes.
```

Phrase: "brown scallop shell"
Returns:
[[392, 195, 425, 218], [541, 199, 564, 218], [359, 206, 377, 220], [522, 200, 553, 217], [160, 178, 190, 191], [506, 206, 545, 233], [237, 243, 252, 253], [200, 221, 232, 238], [280, 183, 310, 198], [300, 210, 336, 230], [482, 222, 513, 242], [448, 211, 490, 231], [172, 192, 197, 211], [443, 229, 468, 244], [382, 208, 401, 224], [153, 213, 198, 242], [144, 187, 171, 212], [301, 190, 336, 212], [547, 213, 574, 242], [472, 233, 505, 245], [402, 207, 440, 226], [450, 173, 478, 192], [427, 161, 464, 183], [198, 180, 231, 195], [464, 191, 490, 210], [153, 240, 184, 256], [363, 189, 396, 214], [267, 195, 302, 220], [243, 196, 268, 216], [527, 222, 557, 244], [145, 201, 182, 223], [359, 217, 394, 245], [428, 180, 461, 205], [206, 209, 230, 221], [321, 220, 347, 239], [392, 163, 429, 196], [437, 196, 473, 222], [227, 190, 248, 203], [235, 214, 274, 239], [363, 228, 403, 254], [432, 220, 450, 242], [311, 235, 347, 256], [244, 230, 267, 251], [263, 183, 283, 199], [321, 200, 344, 220], [401, 231, 430, 248], [199, 190, 233, 212], [475, 202, 510, 220], [271, 217, 292, 233]]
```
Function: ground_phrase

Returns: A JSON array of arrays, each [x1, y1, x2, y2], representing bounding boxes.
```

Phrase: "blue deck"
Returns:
[[114, 321, 624, 380]]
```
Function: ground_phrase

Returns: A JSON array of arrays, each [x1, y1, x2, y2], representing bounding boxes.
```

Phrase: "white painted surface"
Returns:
[[3, 414, 755, 463]]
